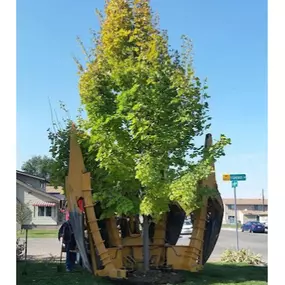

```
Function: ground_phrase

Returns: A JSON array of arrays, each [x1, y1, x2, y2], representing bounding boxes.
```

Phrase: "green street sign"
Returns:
[[232, 180, 238, 188], [230, 174, 246, 181]]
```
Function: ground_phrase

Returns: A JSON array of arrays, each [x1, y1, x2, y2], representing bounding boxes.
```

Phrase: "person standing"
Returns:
[[58, 220, 77, 272]]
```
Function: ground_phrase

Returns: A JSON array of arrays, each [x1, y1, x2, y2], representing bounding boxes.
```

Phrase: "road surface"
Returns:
[[22, 229, 268, 262], [177, 229, 267, 262]]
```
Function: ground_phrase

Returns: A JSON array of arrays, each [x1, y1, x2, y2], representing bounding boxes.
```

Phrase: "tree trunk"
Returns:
[[142, 215, 150, 272]]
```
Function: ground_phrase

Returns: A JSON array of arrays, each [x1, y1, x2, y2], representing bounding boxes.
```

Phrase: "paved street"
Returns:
[[178, 229, 268, 262], [22, 229, 268, 262]]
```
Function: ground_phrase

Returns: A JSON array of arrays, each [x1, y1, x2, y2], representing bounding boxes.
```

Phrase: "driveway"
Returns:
[[22, 238, 62, 260]]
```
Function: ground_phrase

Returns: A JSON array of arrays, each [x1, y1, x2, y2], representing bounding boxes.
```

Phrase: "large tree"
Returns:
[[21, 155, 55, 180], [75, 0, 231, 271]]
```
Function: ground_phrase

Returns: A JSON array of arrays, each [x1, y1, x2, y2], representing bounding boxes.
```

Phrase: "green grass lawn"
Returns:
[[222, 224, 240, 228], [17, 261, 267, 285], [183, 263, 267, 285], [16, 225, 238, 239], [17, 229, 58, 239], [18, 226, 240, 239]]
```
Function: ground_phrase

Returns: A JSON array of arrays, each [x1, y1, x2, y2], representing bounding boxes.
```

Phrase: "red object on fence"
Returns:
[[77, 198, 84, 213]]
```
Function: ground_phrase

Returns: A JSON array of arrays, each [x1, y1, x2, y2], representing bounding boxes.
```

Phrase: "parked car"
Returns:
[[263, 222, 268, 233], [241, 221, 266, 233], [181, 220, 193, 235]]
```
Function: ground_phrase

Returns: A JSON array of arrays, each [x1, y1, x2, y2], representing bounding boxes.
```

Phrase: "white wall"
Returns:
[[259, 216, 268, 223], [16, 183, 58, 226], [223, 206, 244, 224]]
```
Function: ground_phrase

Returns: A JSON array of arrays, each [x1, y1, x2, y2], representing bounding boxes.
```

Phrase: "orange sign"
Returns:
[[223, 174, 230, 181]]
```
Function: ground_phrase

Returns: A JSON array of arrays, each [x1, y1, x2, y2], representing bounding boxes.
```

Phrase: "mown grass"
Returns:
[[182, 263, 267, 285], [17, 229, 58, 239], [17, 261, 267, 285], [16, 225, 238, 238], [222, 224, 240, 228]]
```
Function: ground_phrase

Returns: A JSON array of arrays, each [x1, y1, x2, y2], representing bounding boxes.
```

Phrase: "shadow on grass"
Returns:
[[17, 261, 110, 285], [17, 261, 267, 285], [182, 263, 267, 285]]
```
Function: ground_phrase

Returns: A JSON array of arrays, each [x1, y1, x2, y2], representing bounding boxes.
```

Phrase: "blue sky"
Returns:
[[17, 0, 267, 199]]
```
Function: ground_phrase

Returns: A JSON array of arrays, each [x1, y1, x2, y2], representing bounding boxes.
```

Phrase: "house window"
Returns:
[[254, 205, 263, 211], [38, 206, 52, 217], [38, 207, 45, 216], [40, 183, 45, 189], [228, 204, 235, 210], [46, 207, 52, 217], [228, 216, 235, 223]]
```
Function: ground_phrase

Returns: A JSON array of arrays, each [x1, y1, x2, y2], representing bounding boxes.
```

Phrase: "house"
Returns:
[[16, 170, 66, 229], [223, 198, 268, 224]]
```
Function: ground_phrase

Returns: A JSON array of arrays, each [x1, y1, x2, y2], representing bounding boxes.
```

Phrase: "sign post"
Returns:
[[223, 174, 246, 251], [232, 180, 239, 250], [21, 224, 37, 275]]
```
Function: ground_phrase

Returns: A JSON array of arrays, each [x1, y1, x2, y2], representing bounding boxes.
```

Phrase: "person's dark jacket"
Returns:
[[58, 220, 76, 249]]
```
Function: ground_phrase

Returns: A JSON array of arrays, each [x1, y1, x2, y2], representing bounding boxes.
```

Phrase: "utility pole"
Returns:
[[262, 189, 265, 212]]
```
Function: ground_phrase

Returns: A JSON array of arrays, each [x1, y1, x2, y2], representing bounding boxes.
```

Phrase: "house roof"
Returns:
[[223, 198, 268, 205], [46, 185, 64, 194], [16, 170, 49, 183], [241, 210, 268, 216], [17, 179, 60, 202], [48, 193, 65, 200]]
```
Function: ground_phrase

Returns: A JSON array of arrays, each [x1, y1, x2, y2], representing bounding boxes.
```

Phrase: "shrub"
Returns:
[[16, 238, 25, 260], [221, 249, 263, 265]]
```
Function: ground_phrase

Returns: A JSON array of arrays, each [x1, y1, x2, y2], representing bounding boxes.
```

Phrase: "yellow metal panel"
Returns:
[[133, 247, 143, 262], [122, 236, 143, 246], [166, 246, 204, 272], [172, 134, 217, 271], [67, 125, 126, 279], [150, 246, 166, 266], [151, 215, 167, 266], [108, 248, 123, 269], [88, 230, 98, 274]]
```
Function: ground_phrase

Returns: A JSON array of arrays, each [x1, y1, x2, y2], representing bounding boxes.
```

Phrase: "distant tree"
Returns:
[[16, 200, 32, 233], [21, 155, 55, 180]]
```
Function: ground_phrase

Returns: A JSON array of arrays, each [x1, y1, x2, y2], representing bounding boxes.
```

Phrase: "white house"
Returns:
[[16, 171, 65, 228]]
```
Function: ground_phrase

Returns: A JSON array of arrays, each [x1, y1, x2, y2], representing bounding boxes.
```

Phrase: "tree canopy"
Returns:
[[48, 110, 141, 217], [71, 0, 231, 218]]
